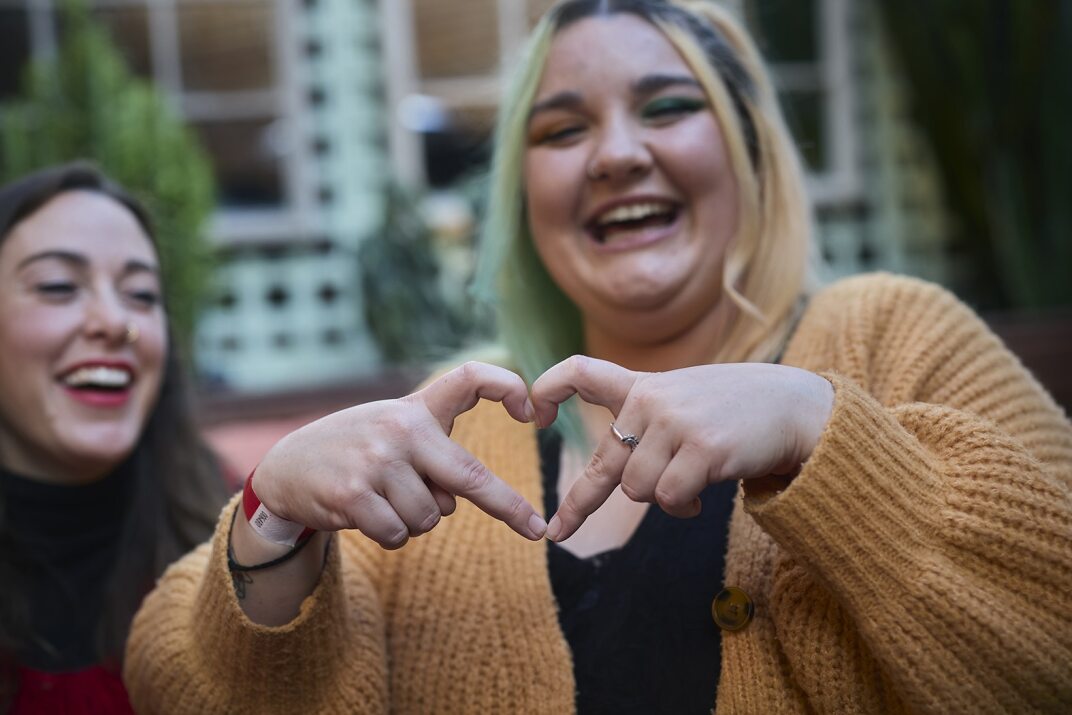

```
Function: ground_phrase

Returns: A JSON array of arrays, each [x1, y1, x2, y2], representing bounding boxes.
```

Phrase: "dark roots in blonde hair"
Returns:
[[548, 0, 759, 164]]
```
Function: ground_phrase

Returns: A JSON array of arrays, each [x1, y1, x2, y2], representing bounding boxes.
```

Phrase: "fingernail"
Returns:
[[523, 399, 536, 424], [546, 515, 562, 541], [528, 513, 547, 539]]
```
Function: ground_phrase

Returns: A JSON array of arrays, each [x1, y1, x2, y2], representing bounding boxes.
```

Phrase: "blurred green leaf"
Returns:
[[0, 0, 216, 348], [879, 0, 1072, 309], [359, 184, 487, 363]]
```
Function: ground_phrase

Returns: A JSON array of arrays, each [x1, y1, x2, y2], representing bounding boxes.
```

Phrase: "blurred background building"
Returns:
[[1, 0, 1068, 467]]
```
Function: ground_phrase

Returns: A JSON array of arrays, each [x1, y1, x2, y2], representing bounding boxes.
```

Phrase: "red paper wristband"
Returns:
[[242, 472, 316, 547]]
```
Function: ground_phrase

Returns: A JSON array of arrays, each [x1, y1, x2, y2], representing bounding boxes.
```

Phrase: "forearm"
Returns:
[[228, 507, 332, 626], [748, 376, 1072, 711], [126, 497, 391, 714]]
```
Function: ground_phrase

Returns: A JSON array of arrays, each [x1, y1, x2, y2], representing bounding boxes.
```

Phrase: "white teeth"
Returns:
[[63, 366, 131, 389], [597, 202, 673, 226]]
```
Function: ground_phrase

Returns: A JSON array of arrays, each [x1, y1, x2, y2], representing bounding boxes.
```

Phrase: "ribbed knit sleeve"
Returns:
[[124, 495, 390, 714], [743, 274, 1072, 714]]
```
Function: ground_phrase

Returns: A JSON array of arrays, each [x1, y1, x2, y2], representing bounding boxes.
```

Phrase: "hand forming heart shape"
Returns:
[[530, 355, 834, 543], [251, 356, 832, 552]]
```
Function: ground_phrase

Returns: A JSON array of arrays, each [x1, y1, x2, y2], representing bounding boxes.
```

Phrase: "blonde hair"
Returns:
[[473, 0, 816, 389]]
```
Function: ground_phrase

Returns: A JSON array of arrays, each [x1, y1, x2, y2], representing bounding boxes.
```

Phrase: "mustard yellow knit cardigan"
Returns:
[[125, 274, 1072, 714]]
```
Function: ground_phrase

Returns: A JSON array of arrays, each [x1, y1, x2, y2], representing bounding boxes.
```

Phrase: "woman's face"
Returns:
[[0, 190, 167, 483], [524, 14, 740, 345]]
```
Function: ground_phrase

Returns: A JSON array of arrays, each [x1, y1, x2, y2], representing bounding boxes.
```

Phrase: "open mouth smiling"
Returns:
[[587, 200, 680, 244], [59, 364, 134, 393]]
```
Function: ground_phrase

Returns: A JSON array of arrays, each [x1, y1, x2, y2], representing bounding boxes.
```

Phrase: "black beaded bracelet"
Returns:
[[226, 504, 317, 572]]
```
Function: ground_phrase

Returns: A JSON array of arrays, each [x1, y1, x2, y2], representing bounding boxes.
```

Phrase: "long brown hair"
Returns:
[[0, 162, 228, 689]]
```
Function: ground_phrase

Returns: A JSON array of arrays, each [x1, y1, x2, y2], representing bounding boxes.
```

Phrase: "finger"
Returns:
[[530, 355, 639, 428], [546, 430, 631, 542], [654, 444, 710, 518], [426, 479, 457, 516], [619, 427, 672, 504], [382, 466, 445, 537], [417, 362, 534, 432], [414, 433, 546, 540], [344, 489, 411, 550]]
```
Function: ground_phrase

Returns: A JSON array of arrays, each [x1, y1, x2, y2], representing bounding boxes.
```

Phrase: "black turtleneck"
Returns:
[[0, 463, 133, 671]]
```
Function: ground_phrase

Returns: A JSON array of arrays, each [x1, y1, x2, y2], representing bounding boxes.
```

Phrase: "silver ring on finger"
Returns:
[[610, 422, 640, 452]]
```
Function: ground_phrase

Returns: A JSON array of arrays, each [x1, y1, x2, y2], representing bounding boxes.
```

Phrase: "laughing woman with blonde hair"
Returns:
[[125, 2, 1072, 713]]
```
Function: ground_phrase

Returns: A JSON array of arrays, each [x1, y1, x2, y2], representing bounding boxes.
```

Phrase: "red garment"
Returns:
[[11, 665, 134, 715]]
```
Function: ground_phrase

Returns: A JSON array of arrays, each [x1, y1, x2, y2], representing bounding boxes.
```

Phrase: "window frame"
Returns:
[[381, 0, 859, 206], [4, 0, 313, 246]]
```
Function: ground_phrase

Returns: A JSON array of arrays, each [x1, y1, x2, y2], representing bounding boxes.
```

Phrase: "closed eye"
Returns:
[[641, 96, 707, 123], [533, 122, 586, 146], [126, 290, 161, 307], [36, 282, 77, 298]]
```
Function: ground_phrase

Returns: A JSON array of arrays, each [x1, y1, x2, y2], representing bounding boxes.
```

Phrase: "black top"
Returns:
[[540, 431, 736, 715], [0, 463, 132, 670]]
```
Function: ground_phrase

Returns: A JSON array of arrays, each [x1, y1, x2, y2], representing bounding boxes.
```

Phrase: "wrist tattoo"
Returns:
[[225, 504, 331, 603], [231, 570, 253, 600]]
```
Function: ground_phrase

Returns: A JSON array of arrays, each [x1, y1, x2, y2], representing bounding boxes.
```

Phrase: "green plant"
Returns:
[[0, 0, 216, 347], [879, 1, 1072, 310], [359, 184, 483, 364]]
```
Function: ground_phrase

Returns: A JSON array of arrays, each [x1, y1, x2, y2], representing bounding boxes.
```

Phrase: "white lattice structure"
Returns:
[[812, 0, 953, 286], [0, 0, 959, 395], [195, 0, 385, 392]]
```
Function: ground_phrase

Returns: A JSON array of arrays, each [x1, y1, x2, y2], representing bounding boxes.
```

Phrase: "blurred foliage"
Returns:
[[359, 184, 486, 363], [879, 0, 1072, 310], [0, 0, 215, 348]]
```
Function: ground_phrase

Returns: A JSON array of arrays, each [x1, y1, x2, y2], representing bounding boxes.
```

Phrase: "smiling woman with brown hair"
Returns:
[[124, 2, 1072, 713], [0, 162, 227, 713]]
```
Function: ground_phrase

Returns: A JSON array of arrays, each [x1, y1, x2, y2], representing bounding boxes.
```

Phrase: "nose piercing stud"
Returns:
[[124, 323, 140, 344]]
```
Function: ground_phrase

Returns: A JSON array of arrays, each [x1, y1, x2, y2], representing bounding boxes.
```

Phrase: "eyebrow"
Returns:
[[528, 90, 584, 120], [632, 73, 703, 96], [17, 250, 87, 271], [528, 73, 703, 122], [17, 250, 159, 277], [121, 260, 160, 279]]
